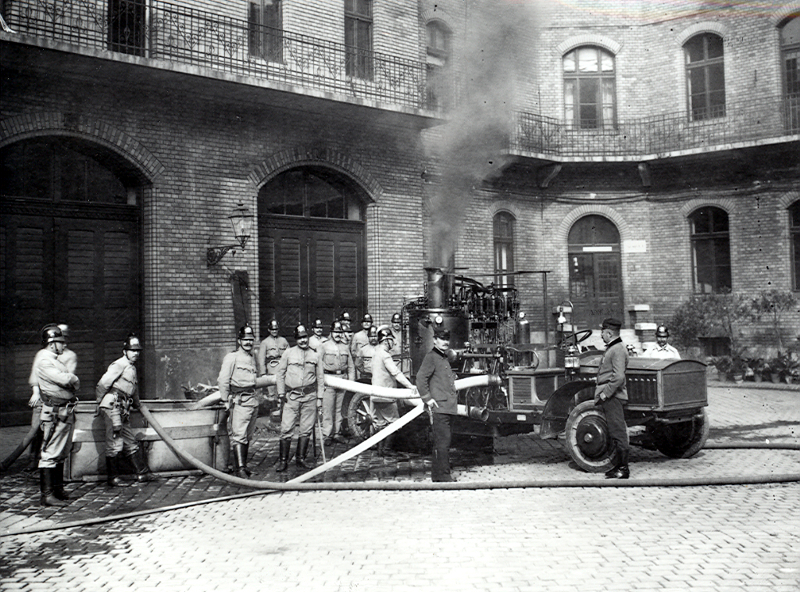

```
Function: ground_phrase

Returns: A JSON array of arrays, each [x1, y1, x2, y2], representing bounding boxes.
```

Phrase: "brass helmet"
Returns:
[[391, 313, 401, 324], [123, 334, 143, 351], [655, 325, 670, 338], [294, 324, 309, 339], [377, 327, 393, 343], [41, 324, 65, 346], [330, 320, 344, 333], [313, 318, 324, 330], [238, 325, 256, 340], [268, 319, 280, 331]]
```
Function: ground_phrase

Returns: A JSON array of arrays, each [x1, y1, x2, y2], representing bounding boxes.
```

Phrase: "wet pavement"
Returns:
[[1, 381, 799, 591]]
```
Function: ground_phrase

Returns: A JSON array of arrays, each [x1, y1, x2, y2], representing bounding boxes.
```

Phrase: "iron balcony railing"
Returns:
[[513, 93, 800, 159], [4, 0, 430, 110]]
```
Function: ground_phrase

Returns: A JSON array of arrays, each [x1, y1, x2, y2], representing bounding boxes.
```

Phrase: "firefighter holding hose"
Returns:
[[217, 325, 260, 479], [97, 334, 156, 486], [33, 325, 80, 506]]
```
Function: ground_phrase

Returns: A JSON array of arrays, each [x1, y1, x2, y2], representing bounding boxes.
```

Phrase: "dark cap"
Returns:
[[434, 328, 451, 340], [601, 318, 622, 330]]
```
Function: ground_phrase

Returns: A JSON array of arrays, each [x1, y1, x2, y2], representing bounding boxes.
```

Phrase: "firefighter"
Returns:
[[275, 324, 324, 472], [318, 320, 355, 446], [350, 313, 373, 359], [339, 312, 354, 346], [643, 325, 680, 359], [27, 323, 77, 471], [371, 327, 415, 456], [258, 319, 289, 402], [33, 325, 80, 506], [594, 318, 631, 479], [308, 318, 326, 351], [388, 312, 403, 361], [97, 334, 156, 486], [353, 325, 378, 381], [217, 325, 260, 479]]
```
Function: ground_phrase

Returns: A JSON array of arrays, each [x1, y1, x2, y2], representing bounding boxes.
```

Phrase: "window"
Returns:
[[493, 212, 515, 287], [345, 0, 373, 80], [689, 207, 731, 294], [249, 0, 283, 62], [684, 33, 726, 121], [563, 47, 616, 130], [781, 16, 800, 133], [791, 202, 800, 291], [260, 167, 363, 220], [426, 21, 452, 111]]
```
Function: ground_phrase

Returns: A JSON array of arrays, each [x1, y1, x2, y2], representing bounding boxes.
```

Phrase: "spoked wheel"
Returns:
[[346, 393, 379, 441], [564, 400, 615, 473], [556, 329, 593, 351], [649, 409, 710, 459]]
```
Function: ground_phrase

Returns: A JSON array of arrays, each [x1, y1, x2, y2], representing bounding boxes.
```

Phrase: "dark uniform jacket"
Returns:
[[595, 337, 628, 402], [416, 347, 457, 415]]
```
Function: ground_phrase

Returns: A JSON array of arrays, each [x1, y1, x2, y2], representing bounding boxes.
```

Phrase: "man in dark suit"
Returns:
[[416, 328, 458, 482], [594, 317, 630, 479]]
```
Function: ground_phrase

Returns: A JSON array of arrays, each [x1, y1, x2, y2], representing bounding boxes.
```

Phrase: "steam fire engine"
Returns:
[[343, 267, 709, 473]]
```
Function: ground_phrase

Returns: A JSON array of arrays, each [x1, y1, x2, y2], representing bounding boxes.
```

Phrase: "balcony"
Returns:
[[3, 0, 431, 113], [512, 93, 799, 163]]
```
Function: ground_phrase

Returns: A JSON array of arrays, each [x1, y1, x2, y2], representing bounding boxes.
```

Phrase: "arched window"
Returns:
[[791, 202, 800, 291], [563, 46, 616, 130], [259, 167, 364, 220], [493, 212, 515, 287], [684, 33, 726, 121], [781, 16, 800, 132], [689, 206, 731, 293], [426, 20, 452, 110]]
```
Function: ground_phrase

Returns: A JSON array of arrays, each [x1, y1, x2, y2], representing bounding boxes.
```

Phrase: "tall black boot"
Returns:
[[129, 449, 156, 482], [604, 446, 620, 478], [379, 433, 397, 458], [53, 462, 69, 501], [295, 436, 311, 468], [106, 456, 122, 486], [606, 449, 630, 479], [275, 439, 291, 472], [40, 468, 66, 507], [233, 444, 249, 479], [242, 443, 251, 477]]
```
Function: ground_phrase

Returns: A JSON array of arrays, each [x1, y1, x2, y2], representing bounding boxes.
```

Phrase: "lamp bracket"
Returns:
[[207, 245, 239, 267]]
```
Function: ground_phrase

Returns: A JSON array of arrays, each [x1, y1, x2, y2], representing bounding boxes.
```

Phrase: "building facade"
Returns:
[[1, 0, 799, 425]]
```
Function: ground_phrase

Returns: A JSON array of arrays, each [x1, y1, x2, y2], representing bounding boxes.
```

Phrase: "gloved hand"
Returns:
[[594, 393, 606, 406], [28, 391, 42, 408]]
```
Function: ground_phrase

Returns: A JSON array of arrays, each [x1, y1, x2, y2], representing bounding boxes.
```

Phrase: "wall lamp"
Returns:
[[207, 204, 254, 266]]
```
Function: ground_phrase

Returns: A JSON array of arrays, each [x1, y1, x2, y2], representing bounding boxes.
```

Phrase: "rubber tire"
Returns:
[[346, 392, 379, 442], [564, 400, 615, 473], [650, 409, 710, 459]]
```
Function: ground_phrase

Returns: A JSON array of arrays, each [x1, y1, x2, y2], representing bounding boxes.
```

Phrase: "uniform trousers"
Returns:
[[38, 404, 75, 469], [322, 385, 345, 438], [280, 391, 317, 439], [101, 410, 140, 457], [370, 398, 399, 429], [229, 393, 259, 445], [597, 396, 629, 452]]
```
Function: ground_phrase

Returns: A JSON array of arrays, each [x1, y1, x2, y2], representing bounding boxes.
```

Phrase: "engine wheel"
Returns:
[[564, 400, 615, 473], [649, 409, 710, 459], [346, 393, 378, 441]]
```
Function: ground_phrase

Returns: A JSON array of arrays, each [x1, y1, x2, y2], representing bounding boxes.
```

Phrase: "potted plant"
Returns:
[[746, 357, 770, 383], [709, 355, 733, 381], [730, 356, 747, 384]]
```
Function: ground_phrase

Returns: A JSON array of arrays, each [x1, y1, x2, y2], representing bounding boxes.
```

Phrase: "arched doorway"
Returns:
[[258, 166, 367, 336], [568, 215, 623, 329], [0, 137, 144, 426]]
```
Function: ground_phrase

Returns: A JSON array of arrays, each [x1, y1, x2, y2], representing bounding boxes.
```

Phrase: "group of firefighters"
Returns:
[[20, 313, 681, 505], [218, 312, 411, 477]]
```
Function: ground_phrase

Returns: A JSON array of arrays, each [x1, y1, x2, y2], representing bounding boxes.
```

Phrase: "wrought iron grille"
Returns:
[[5, 0, 429, 110], [513, 93, 800, 158]]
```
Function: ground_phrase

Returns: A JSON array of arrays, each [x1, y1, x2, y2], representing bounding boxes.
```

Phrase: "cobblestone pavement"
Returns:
[[1, 383, 799, 591]]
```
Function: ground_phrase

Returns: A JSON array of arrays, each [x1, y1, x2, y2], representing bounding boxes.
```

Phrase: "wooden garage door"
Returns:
[[0, 204, 141, 426]]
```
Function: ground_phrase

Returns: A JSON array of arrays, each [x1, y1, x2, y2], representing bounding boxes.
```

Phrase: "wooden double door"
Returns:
[[259, 216, 366, 339], [0, 203, 141, 425]]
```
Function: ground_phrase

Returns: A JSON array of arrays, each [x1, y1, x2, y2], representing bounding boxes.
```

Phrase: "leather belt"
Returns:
[[231, 386, 256, 395], [288, 384, 317, 395], [324, 370, 343, 375]]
